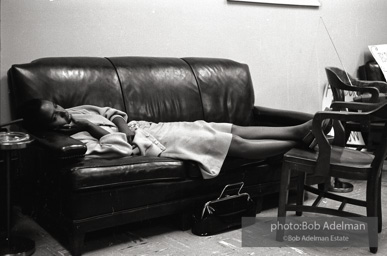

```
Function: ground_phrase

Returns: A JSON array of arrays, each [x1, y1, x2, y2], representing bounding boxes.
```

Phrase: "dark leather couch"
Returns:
[[8, 56, 312, 255]]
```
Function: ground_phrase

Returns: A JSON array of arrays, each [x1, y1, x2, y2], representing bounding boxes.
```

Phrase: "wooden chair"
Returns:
[[326, 66, 387, 104], [276, 101, 387, 253], [326, 67, 387, 151]]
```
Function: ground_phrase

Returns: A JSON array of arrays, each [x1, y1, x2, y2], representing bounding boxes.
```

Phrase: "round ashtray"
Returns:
[[0, 132, 30, 144]]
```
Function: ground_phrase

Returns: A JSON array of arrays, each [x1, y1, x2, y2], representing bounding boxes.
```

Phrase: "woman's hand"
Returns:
[[125, 133, 135, 144], [58, 116, 92, 134], [112, 116, 135, 144], [71, 116, 94, 130], [58, 116, 109, 139]]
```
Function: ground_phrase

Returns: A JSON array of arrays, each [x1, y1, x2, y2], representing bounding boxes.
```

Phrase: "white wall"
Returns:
[[1, 0, 387, 123]]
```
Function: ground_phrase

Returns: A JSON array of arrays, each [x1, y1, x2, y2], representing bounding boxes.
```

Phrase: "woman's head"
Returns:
[[21, 99, 72, 131]]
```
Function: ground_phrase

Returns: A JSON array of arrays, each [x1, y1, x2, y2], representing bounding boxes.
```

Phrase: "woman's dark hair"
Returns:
[[19, 99, 52, 132]]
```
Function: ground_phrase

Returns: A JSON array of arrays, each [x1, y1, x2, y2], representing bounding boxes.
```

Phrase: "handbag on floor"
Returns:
[[191, 182, 256, 236]]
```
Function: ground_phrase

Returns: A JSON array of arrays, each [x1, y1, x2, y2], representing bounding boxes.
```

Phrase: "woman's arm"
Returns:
[[112, 116, 134, 143], [79, 106, 133, 142], [70, 127, 137, 158], [84, 122, 109, 139], [67, 116, 109, 139]]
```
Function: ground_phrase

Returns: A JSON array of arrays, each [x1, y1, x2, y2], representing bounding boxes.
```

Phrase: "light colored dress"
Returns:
[[136, 120, 232, 179], [66, 106, 233, 179]]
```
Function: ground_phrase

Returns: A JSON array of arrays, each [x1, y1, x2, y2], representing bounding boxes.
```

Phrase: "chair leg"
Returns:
[[366, 177, 379, 253], [276, 163, 291, 241], [377, 176, 382, 233], [296, 172, 306, 216], [317, 177, 331, 192]]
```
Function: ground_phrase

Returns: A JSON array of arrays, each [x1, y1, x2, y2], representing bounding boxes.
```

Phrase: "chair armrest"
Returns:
[[356, 80, 387, 93], [312, 107, 375, 177], [342, 84, 380, 103], [329, 101, 383, 147], [354, 80, 387, 103], [252, 106, 313, 126], [353, 93, 387, 103], [31, 131, 87, 159], [330, 101, 383, 112]]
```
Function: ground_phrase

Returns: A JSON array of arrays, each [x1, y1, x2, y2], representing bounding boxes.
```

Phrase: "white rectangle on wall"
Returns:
[[228, 0, 321, 7], [368, 44, 387, 81]]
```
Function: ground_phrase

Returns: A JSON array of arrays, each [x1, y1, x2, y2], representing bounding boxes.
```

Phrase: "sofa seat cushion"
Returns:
[[65, 156, 190, 191], [62, 158, 277, 220], [64, 156, 282, 191]]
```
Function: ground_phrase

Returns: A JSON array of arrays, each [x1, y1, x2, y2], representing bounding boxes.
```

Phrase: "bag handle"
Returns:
[[217, 182, 244, 199], [200, 182, 247, 219]]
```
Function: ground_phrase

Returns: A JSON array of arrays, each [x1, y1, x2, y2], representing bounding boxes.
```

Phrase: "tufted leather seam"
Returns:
[[60, 155, 85, 160], [71, 157, 183, 169], [181, 58, 207, 121], [72, 177, 186, 191], [104, 57, 129, 120]]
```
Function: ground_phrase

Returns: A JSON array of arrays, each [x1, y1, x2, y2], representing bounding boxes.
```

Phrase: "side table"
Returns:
[[0, 132, 35, 256]]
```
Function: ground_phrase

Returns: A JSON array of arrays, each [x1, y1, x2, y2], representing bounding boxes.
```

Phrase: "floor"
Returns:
[[8, 174, 387, 256]]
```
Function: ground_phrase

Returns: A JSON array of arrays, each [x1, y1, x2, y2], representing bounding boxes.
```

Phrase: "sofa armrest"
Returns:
[[31, 131, 87, 159], [252, 105, 313, 126]]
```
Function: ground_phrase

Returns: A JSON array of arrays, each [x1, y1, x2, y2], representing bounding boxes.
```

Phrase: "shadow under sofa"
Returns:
[[8, 56, 313, 255]]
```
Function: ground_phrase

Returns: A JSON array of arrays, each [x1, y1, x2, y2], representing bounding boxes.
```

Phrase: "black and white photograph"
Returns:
[[1, 0, 387, 255]]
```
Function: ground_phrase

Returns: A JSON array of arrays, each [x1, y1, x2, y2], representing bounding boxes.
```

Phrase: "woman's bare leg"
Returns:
[[227, 135, 298, 159], [231, 120, 312, 141]]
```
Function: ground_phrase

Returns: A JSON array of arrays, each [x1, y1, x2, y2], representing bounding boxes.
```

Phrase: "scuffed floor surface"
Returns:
[[10, 173, 387, 256]]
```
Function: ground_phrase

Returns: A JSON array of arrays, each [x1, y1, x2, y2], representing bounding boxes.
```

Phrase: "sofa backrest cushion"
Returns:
[[9, 56, 254, 125], [107, 57, 203, 122], [183, 58, 254, 125], [8, 57, 126, 117]]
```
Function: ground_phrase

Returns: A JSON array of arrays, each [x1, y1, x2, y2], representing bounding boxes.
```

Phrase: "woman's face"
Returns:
[[39, 100, 72, 129]]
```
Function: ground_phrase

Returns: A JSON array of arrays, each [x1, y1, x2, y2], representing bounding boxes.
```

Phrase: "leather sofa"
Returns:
[[8, 56, 313, 255]]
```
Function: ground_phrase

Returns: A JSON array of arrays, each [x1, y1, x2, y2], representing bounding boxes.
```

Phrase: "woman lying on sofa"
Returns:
[[21, 99, 324, 179]]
